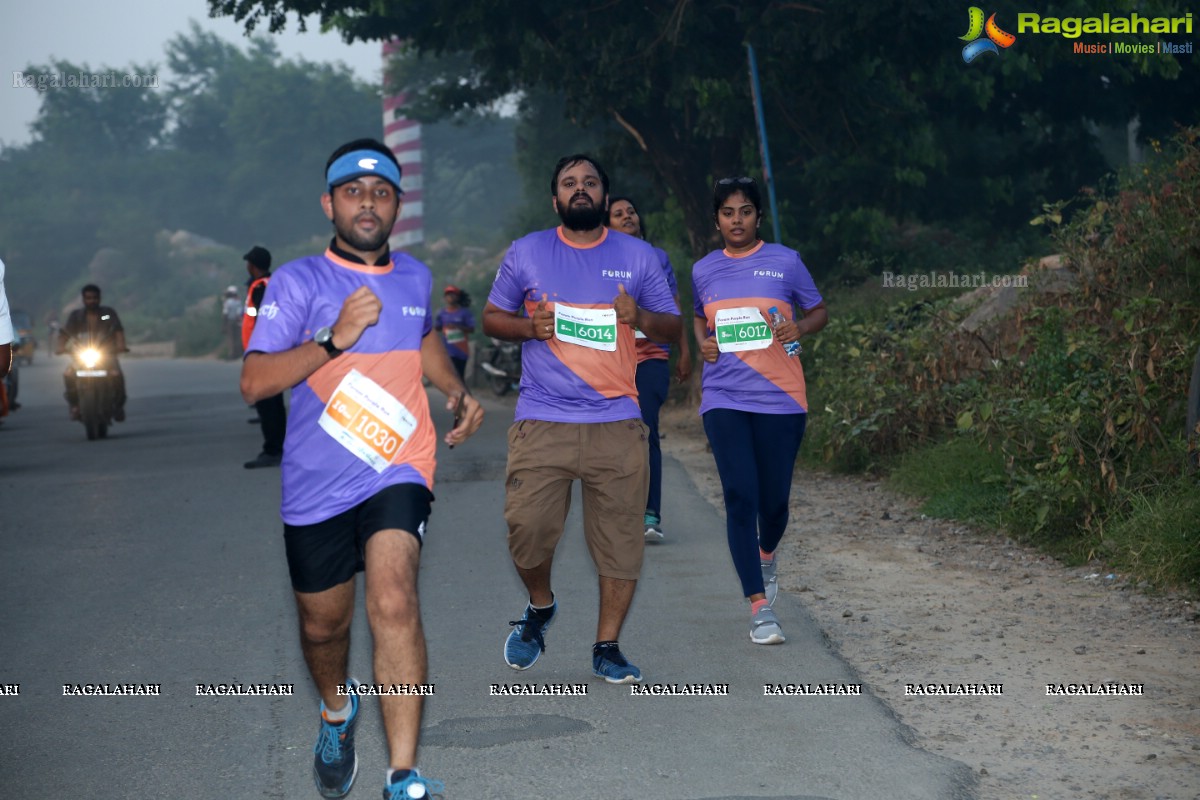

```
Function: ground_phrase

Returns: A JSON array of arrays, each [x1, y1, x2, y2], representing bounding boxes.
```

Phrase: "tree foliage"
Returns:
[[0, 24, 519, 328], [210, 0, 1199, 269]]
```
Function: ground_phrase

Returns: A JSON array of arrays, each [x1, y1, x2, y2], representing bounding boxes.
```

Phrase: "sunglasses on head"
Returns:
[[716, 177, 756, 187]]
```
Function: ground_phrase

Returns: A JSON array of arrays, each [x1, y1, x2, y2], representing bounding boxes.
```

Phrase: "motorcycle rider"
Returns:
[[56, 284, 128, 421]]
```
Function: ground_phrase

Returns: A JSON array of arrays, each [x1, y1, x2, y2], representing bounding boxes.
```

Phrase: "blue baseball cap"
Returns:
[[326, 149, 403, 193]]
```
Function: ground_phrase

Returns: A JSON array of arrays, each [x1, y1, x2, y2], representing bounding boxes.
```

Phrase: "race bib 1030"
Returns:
[[319, 369, 418, 473]]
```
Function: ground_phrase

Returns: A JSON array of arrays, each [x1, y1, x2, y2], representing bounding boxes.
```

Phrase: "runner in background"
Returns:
[[691, 177, 828, 646], [435, 285, 474, 380], [607, 196, 692, 541], [483, 154, 681, 685]]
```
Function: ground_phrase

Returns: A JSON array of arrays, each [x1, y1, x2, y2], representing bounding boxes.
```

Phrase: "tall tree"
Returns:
[[210, 0, 1198, 268], [209, 1, 761, 256]]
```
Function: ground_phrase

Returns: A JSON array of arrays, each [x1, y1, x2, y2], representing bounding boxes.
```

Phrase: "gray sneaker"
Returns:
[[761, 556, 778, 607], [644, 512, 663, 542], [751, 606, 785, 645]]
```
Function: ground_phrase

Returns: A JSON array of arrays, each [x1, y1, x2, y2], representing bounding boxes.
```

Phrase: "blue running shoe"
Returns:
[[504, 601, 556, 670], [313, 680, 360, 798], [383, 769, 445, 799], [592, 645, 643, 684]]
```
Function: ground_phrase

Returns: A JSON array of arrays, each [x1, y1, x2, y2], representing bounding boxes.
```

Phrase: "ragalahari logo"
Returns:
[[960, 7, 1017, 62]]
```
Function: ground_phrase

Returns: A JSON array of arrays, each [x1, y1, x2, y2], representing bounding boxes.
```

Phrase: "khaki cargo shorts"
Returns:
[[504, 419, 649, 580]]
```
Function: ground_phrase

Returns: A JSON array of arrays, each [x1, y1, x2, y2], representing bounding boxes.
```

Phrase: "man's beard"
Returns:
[[559, 196, 606, 232], [334, 211, 392, 254]]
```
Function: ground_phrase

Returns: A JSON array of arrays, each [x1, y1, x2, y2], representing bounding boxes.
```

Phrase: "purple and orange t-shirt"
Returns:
[[435, 307, 474, 361], [246, 247, 436, 525], [692, 241, 823, 416], [635, 246, 679, 365], [488, 226, 677, 423]]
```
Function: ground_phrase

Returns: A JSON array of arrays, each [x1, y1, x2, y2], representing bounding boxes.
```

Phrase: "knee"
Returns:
[[299, 610, 352, 646], [722, 483, 757, 514], [366, 587, 419, 632]]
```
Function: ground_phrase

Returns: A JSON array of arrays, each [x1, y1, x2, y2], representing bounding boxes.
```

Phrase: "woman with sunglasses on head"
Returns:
[[691, 177, 828, 645], [607, 196, 692, 541]]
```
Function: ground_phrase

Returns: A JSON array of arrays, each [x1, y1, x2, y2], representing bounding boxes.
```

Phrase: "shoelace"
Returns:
[[595, 647, 629, 668], [508, 616, 547, 651], [315, 719, 347, 764]]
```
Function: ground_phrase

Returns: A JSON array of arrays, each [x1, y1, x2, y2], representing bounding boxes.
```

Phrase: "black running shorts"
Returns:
[[283, 483, 433, 593]]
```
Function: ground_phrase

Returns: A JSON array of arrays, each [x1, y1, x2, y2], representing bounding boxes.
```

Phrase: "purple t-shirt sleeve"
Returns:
[[488, 246, 527, 312], [790, 251, 823, 310], [246, 268, 308, 354], [655, 247, 679, 297]]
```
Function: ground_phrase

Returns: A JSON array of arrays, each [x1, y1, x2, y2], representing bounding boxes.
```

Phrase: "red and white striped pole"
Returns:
[[382, 41, 423, 248]]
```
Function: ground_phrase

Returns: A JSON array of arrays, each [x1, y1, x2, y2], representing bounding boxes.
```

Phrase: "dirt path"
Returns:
[[660, 405, 1200, 800]]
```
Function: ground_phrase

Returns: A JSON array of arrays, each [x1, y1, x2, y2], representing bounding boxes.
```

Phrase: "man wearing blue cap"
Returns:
[[241, 137, 483, 800]]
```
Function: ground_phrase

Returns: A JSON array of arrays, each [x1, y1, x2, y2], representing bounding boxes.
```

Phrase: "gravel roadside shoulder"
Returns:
[[661, 405, 1200, 800]]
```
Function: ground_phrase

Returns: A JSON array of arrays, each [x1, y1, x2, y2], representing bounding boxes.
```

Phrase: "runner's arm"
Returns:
[[241, 343, 330, 403], [420, 330, 483, 446], [241, 286, 380, 403], [482, 300, 550, 342], [694, 315, 719, 364], [796, 301, 829, 338], [673, 293, 692, 382], [614, 283, 680, 344]]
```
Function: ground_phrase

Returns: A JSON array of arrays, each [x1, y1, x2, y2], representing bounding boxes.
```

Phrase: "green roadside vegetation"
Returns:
[[799, 128, 1200, 595]]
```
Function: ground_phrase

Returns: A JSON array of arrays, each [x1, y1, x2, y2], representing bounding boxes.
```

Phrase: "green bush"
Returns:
[[801, 127, 1200, 593]]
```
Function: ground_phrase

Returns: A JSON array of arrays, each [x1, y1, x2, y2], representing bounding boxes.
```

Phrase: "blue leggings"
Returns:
[[635, 359, 669, 516], [702, 409, 807, 598]]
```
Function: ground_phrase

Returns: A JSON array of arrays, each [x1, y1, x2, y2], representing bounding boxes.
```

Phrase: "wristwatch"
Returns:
[[314, 326, 342, 357]]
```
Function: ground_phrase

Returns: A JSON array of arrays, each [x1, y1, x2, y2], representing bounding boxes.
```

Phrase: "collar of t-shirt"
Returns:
[[328, 237, 392, 267]]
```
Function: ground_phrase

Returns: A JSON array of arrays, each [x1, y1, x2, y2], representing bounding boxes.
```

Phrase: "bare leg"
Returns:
[[364, 530, 424, 769], [294, 579, 356, 711], [515, 556, 554, 607], [596, 576, 637, 642]]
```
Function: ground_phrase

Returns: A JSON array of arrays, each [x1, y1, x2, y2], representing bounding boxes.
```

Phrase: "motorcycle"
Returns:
[[65, 335, 120, 440], [478, 337, 522, 396]]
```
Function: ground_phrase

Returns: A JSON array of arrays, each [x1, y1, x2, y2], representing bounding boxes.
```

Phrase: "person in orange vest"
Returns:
[[242, 245, 286, 468]]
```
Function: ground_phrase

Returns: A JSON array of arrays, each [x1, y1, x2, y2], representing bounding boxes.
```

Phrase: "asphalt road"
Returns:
[[0, 356, 975, 800]]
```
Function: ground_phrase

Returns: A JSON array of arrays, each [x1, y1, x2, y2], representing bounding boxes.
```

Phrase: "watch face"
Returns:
[[315, 327, 332, 344]]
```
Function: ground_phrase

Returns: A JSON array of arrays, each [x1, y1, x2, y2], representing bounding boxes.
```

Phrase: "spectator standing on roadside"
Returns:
[[242, 246, 286, 469], [222, 285, 244, 359], [483, 154, 680, 684], [606, 196, 692, 541], [691, 177, 828, 646], [435, 285, 474, 380]]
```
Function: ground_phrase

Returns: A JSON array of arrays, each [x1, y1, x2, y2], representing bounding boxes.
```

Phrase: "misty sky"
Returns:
[[0, 0, 383, 148]]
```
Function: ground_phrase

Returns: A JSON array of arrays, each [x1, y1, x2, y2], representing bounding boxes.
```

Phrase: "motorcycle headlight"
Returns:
[[81, 348, 101, 368]]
